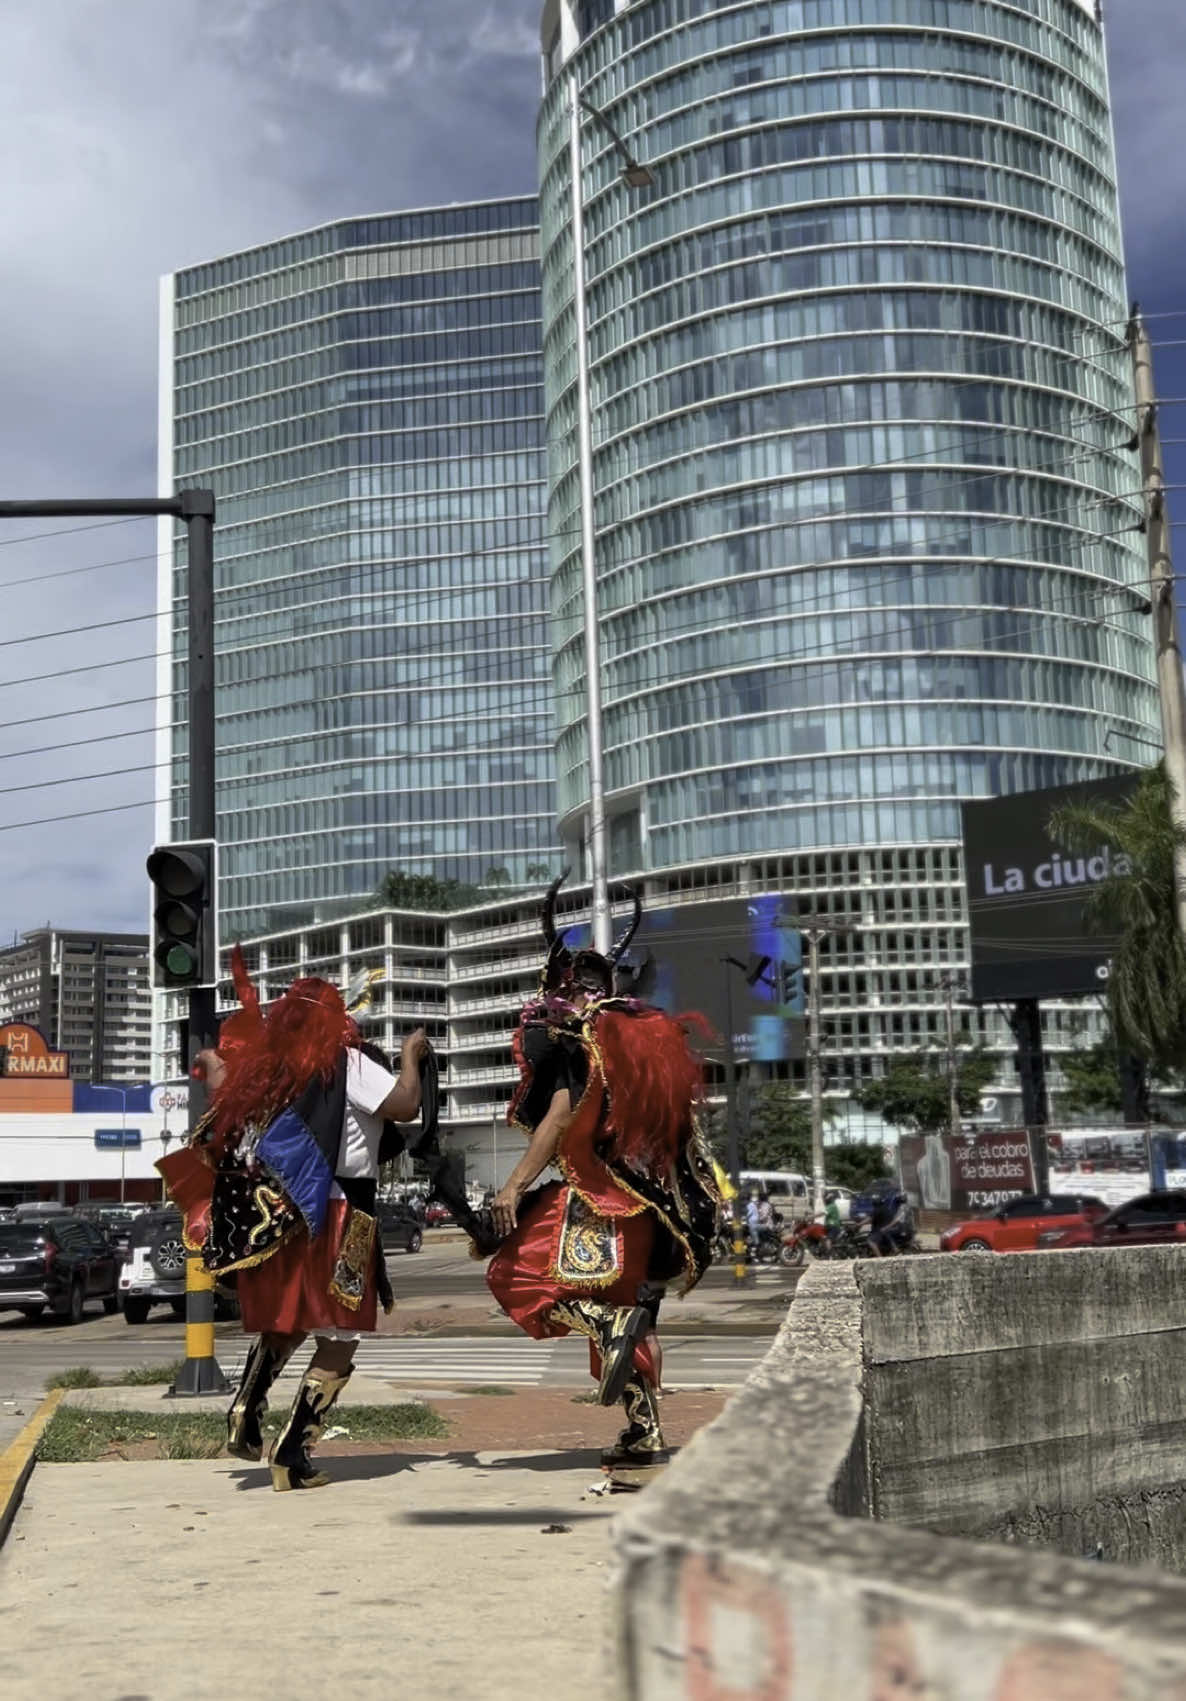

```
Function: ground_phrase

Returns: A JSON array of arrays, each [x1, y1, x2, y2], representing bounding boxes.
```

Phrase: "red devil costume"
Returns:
[[485, 874, 719, 1467], [160, 950, 423, 1490]]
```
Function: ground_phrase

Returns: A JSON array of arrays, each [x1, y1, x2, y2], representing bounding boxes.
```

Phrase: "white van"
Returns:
[[739, 1170, 810, 1217]]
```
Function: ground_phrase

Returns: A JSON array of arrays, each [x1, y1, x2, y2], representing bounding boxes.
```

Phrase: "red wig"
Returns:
[[210, 975, 357, 1138], [597, 1006, 707, 1177]]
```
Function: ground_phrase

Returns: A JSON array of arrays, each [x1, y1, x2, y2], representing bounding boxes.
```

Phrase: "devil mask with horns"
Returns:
[[537, 867, 642, 1003]]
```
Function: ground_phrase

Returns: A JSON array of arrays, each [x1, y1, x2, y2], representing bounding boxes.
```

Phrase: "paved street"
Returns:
[[0, 1239, 788, 1447]]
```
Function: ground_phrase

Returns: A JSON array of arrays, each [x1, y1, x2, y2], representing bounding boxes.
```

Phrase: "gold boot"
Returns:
[[601, 1371, 668, 1469], [550, 1298, 649, 1407], [268, 1366, 351, 1491], [227, 1338, 295, 1463]]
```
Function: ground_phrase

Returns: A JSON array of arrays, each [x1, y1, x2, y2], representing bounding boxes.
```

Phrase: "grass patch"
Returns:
[[44, 1366, 102, 1391], [319, 1403, 450, 1441], [38, 1409, 226, 1463], [466, 1385, 517, 1397], [37, 1400, 449, 1463], [115, 1361, 185, 1386]]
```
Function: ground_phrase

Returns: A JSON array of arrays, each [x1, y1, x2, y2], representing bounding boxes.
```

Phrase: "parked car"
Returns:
[[1043, 1190, 1186, 1251], [378, 1202, 424, 1254], [77, 1204, 140, 1262], [939, 1194, 1107, 1254], [424, 1201, 454, 1227], [119, 1209, 239, 1324], [0, 1216, 121, 1323]]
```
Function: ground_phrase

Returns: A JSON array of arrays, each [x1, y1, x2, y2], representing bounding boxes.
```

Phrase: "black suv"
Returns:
[[379, 1202, 424, 1254], [0, 1216, 121, 1324]]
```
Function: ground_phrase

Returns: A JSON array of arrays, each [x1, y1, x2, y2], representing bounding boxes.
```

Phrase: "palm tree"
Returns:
[[1049, 764, 1186, 1071]]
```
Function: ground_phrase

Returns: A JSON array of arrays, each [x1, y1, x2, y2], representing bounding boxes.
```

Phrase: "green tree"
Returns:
[[372, 869, 481, 912], [483, 864, 512, 887], [1049, 764, 1186, 1072], [1057, 1035, 1128, 1119], [525, 862, 552, 883], [852, 1048, 996, 1137], [825, 1140, 890, 1191]]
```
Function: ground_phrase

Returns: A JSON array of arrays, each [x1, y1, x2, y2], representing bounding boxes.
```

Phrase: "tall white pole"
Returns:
[[569, 74, 612, 956], [1129, 312, 1186, 941]]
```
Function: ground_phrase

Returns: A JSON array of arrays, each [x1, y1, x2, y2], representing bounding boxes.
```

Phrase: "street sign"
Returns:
[[94, 1128, 141, 1150]]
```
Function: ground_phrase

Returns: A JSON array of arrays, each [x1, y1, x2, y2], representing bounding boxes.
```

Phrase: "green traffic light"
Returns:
[[165, 943, 196, 979]]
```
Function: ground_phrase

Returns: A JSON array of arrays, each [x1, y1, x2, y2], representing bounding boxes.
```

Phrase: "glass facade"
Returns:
[[158, 198, 559, 939], [537, 0, 1158, 876]]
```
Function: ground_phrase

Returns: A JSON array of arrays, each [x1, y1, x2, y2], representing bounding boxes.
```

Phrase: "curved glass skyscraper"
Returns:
[[538, 0, 1157, 886], [158, 197, 557, 940]]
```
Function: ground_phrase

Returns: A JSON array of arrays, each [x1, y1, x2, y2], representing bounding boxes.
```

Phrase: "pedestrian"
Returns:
[[483, 873, 719, 1468], [161, 947, 427, 1491], [746, 1191, 761, 1249]]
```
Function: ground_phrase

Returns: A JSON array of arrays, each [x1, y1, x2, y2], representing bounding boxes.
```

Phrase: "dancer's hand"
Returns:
[[491, 1184, 521, 1239], [401, 1027, 429, 1068], [194, 1048, 226, 1089]]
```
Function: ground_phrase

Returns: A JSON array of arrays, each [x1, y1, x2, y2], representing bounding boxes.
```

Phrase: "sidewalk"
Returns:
[[0, 1384, 726, 1701]]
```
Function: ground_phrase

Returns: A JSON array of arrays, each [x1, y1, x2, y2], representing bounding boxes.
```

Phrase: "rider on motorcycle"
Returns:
[[868, 1186, 914, 1256]]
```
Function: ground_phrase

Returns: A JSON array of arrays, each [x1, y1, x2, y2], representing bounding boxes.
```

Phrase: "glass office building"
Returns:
[[156, 197, 557, 940], [538, 0, 1158, 872], [535, 0, 1160, 1105]]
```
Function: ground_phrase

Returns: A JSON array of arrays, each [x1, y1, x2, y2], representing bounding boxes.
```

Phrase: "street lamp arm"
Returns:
[[578, 95, 655, 186]]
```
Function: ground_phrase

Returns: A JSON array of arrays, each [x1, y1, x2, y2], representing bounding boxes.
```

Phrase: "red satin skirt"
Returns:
[[486, 1180, 655, 1383], [238, 1198, 377, 1335]]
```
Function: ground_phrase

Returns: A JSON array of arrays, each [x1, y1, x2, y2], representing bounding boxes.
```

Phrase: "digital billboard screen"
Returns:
[[567, 895, 806, 1063], [961, 773, 1140, 1003]]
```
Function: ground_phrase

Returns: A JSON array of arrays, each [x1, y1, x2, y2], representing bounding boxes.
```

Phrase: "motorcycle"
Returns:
[[778, 1217, 831, 1266]]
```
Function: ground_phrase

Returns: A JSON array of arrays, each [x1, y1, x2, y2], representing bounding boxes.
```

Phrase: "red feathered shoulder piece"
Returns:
[[596, 1005, 706, 1177]]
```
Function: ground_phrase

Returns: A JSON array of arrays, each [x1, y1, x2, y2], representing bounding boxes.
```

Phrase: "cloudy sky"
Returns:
[[0, 0, 1182, 945]]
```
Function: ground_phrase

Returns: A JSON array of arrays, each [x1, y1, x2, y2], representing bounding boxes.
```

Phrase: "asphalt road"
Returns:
[[0, 1240, 790, 1447]]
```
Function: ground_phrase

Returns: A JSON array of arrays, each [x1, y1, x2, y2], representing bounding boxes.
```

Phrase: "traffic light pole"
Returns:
[[172, 493, 228, 1397], [0, 490, 225, 1393]]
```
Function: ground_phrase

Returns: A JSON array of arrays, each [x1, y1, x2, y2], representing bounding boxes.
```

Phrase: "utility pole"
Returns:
[[940, 972, 962, 1142], [800, 918, 847, 1216], [567, 83, 655, 955], [1129, 308, 1186, 940], [720, 963, 750, 1287]]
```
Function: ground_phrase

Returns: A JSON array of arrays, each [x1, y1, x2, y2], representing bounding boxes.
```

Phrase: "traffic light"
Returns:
[[146, 840, 217, 989]]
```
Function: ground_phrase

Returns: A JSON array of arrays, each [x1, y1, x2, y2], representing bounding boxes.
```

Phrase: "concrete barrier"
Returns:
[[613, 1252, 1186, 1699]]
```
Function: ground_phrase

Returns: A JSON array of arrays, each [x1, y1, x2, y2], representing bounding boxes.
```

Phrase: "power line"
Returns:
[[0, 608, 158, 651], [0, 722, 151, 764], [0, 691, 160, 737], [0, 546, 160, 594], [0, 797, 154, 834], [0, 516, 150, 549]]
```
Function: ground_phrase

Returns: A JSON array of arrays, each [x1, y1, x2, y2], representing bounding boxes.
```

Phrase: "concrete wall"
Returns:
[[862, 1248, 1186, 1568], [613, 1255, 1186, 1700]]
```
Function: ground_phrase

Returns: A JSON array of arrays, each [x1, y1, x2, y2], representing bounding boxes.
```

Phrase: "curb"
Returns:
[[0, 1388, 63, 1549]]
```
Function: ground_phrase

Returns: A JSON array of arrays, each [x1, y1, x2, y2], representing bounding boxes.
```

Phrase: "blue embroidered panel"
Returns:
[[256, 1107, 334, 1238]]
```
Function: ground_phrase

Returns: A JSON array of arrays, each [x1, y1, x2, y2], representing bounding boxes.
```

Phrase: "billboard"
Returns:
[[598, 895, 807, 1063], [899, 1130, 1036, 1213], [961, 773, 1139, 1002]]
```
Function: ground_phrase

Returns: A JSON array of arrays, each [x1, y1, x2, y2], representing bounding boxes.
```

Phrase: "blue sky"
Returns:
[[0, 0, 1181, 943]]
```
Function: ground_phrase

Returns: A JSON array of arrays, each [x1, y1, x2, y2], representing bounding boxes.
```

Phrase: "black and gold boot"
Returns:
[[550, 1298, 650, 1407], [601, 1370, 668, 1469], [226, 1338, 295, 1463], [268, 1366, 351, 1491]]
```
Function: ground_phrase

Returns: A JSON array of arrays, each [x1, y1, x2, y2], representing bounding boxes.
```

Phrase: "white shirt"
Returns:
[[335, 1049, 398, 1182]]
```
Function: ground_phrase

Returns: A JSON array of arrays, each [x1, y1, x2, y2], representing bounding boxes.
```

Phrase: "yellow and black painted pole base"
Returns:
[[731, 1200, 752, 1287], [167, 1254, 231, 1397]]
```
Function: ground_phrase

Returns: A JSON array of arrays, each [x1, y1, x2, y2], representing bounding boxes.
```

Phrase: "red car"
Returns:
[[1043, 1190, 1186, 1251], [939, 1193, 1106, 1254], [423, 1201, 453, 1227]]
